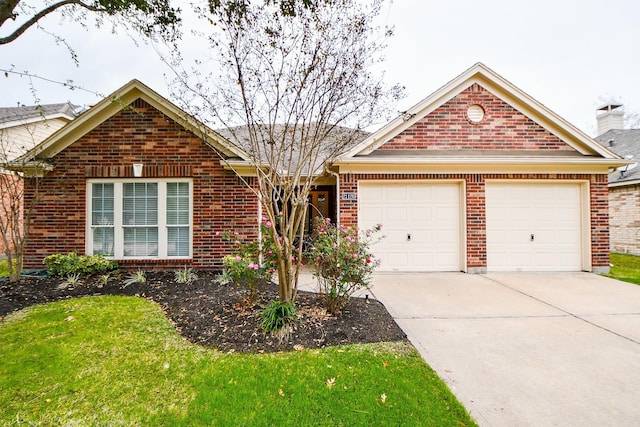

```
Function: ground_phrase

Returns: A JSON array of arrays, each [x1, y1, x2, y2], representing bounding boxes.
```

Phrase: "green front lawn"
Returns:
[[606, 253, 640, 286], [0, 296, 476, 426]]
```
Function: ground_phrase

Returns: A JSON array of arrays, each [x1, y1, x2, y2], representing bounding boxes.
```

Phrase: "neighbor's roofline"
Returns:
[[16, 80, 249, 164], [341, 62, 620, 160], [0, 111, 77, 130], [609, 178, 640, 188]]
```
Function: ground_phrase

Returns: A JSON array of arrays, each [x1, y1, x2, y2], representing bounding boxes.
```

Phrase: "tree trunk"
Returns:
[[6, 251, 20, 283]]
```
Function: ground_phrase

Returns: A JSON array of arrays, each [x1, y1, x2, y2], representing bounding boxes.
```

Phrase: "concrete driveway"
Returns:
[[369, 272, 640, 427]]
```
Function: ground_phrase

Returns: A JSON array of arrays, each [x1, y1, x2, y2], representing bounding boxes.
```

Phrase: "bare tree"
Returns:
[[0, 123, 48, 282], [170, 0, 401, 303]]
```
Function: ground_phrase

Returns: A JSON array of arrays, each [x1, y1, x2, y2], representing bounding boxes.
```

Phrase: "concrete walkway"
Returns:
[[367, 272, 640, 427]]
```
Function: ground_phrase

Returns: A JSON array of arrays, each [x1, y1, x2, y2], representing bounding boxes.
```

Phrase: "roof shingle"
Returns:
[[595, 129, 640, 184], [0, 103, 79, 126]]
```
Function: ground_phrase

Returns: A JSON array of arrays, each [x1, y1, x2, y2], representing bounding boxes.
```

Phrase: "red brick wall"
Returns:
[[23, 99, 258, 270], [339, 173, 610, 271], [381, 84, 576, 152]]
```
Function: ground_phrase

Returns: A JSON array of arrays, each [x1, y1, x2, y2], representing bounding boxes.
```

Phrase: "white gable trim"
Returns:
[[17, 80, 249, 163], [342, 63, 620, 160]]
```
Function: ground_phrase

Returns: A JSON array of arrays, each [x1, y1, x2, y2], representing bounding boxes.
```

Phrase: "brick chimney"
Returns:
[[596, 104, 624, 135]]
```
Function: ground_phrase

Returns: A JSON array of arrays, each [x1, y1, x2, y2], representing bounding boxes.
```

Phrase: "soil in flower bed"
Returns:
[[0, 271, 407, 353]]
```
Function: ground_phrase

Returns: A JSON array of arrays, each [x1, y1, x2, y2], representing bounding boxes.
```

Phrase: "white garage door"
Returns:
[[358, 181, 462, 272], [486, 182, 583, 272]]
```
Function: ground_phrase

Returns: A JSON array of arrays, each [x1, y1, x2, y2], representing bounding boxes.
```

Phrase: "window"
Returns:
[[87, 179, 192, 259], [91, 183, 115, 256], [166, 182, 190, 257]]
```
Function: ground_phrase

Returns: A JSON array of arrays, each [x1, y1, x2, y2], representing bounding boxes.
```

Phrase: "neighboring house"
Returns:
[[0, 103, 79, 256], [594, 107, 640, 255], [15, 63, 625, 273], [0, 103, 79, 163]]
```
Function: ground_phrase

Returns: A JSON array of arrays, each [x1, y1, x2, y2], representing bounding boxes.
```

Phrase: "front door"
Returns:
[[307, 190, 330, 233]]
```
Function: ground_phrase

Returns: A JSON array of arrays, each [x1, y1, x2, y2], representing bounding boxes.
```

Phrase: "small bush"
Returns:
[[99, 272, 114, 287], [219, 220, 278, 301], [306, 218, 382, 314], [175, 267, 198, 284], [123, 270, 146, 287], [58, 273, 82, 289], [219, 255, 271, 300], [44, 252, 119, 276], [260, 300, 297, 335]]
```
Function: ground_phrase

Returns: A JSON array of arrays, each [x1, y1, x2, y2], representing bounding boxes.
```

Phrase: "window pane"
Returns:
[[167, 182, 188, 197], [92, 228, 114, 256], [166, 182, 190, 225], [124, 227, 158, 257], [168, 226, 190, 257], [123, 183, 158, 225], [92, 183, 114, 226]]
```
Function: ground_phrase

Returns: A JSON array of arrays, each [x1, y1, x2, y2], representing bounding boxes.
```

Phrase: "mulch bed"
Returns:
[[0, 271, 407, 353]]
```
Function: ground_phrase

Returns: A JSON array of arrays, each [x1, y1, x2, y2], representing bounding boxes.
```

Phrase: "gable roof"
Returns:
[[0, 103, 79, 129], [341, 63, 620, 161], [595, 129, 640, 186], [13, 80, 248, 166]]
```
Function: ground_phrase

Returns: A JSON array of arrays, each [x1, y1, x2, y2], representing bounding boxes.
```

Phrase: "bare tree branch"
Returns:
[[0, 0, 104, 45]]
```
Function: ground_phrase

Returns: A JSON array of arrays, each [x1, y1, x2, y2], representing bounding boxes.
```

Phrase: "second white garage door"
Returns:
[[486, 182, 584, 271], [358, 181, 462, 272]]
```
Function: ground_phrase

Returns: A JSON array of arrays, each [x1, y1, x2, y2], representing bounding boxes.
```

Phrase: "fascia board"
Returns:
[[22, 80, 248, 163], [334, 156, 627, 175], [474, 71, 618, 158], [344, 63, 620, 160], [221, 159, 328, 180], [3, 160, 54, 177], [221, 160, 260, 177], [129, 86, 248, 159], [344, 67, 479, 157]]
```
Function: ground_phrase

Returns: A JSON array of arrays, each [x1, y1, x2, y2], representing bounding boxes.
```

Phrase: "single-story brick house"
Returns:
[[594, 125, 640, 255], [17, 63, 625, 273]]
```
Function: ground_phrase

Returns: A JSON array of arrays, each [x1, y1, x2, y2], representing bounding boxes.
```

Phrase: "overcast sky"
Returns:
[[1, 0, 638, 136]]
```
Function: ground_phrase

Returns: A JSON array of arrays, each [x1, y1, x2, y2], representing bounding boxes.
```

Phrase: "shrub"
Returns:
[[219, 255, 273, 299], [59, 273, 82, 289], [123, 270, 146, 287], [44, 252, 119, 276], [219, 219, 278, 300], [99, 272, 113, 287], [306, 218, 382, 314], [260, 300, 297, 337], [175, 267, 199, 284]]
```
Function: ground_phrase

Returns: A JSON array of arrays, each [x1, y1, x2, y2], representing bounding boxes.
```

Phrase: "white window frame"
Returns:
[[86, 178, 193, 260]]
